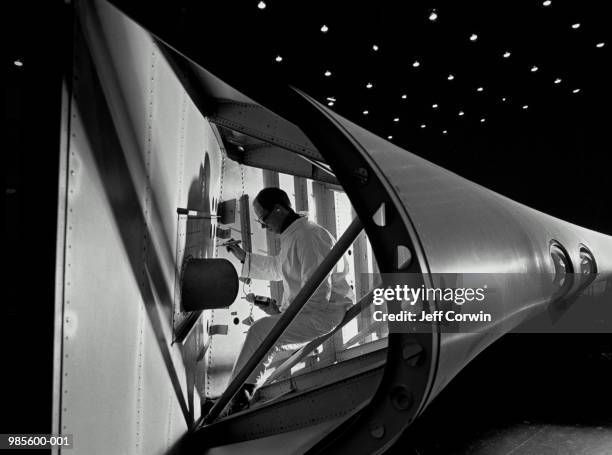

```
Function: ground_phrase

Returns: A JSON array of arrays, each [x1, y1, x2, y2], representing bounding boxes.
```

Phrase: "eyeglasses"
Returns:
[[255, 210, 272, 228]]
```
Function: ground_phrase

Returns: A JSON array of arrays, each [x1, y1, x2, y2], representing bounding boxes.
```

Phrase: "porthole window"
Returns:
[[579, 245, 597, 276], [550, 240, 573, 295], [577, 244, 598, 291]]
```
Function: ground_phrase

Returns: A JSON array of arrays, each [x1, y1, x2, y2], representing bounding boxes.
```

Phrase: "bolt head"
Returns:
[[391, 385, 414, 411], [369, 420, 385, 439], [352, 167, 369, 185]]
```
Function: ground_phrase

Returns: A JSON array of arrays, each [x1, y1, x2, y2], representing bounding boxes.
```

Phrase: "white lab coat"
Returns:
[[241, 216, 354, 312], [231, 216, 354, 385]]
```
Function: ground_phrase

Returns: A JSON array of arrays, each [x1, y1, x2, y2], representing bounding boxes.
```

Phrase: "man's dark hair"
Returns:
[[255, 187, 292, 212]]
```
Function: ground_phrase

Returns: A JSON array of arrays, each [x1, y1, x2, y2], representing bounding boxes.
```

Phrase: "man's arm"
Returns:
[[243, 252, 283, 281], [227, 243, 282, 281]]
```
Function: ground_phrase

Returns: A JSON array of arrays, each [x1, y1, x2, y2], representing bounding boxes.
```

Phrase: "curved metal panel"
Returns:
[[315, 106, 612, 404], [284, 89, 612, 453]]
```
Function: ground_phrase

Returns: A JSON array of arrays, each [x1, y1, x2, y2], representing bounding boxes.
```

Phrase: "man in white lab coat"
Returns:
[[225, 187, 354, 412]]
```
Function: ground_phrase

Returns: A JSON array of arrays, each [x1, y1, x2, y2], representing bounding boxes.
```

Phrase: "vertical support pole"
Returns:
[[239, 195, 252, 253], [312, 182, 337, 237], [312, 182, 341, 366], [293, 176, 309, 214], [262, 170, 282, 304], [351, 207, 373, 344]]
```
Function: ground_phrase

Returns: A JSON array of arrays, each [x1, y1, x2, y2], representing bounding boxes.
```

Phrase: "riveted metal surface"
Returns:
[[193, 365, 384, 448], [205, 158, 269, 399], [51, 23, 75, 445], [53, 1, 231, 452], [241, 144, 338, 184], [154, 43, 325, 164], [257, 347, 386, 402], [60, 6, 147, 453], [210, 100, 323, 162]]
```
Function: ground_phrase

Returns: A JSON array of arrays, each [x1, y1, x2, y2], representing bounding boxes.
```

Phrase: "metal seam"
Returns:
[[135, 45, 157, 453], [57, 8, 80, 449], [206, 154, 226, 398]]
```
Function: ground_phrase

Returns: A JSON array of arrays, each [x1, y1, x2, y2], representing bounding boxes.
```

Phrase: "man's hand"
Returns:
[[246, 293, 281, 315], [227, 243, 246, 262]]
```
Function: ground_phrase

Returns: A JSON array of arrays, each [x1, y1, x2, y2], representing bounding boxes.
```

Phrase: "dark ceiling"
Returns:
[[204, 0, 607, 142]]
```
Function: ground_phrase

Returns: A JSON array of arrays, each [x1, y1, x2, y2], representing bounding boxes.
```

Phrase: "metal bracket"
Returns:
[[176, 207, 219, 219]]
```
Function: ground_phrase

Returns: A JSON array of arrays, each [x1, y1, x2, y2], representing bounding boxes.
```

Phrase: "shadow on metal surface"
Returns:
[[74, 21, 193, 426]]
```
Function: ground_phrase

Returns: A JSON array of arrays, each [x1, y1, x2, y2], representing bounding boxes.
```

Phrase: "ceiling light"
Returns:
[[447, 74, 454, 80], [321, 24, 329, 33], [428, 9, 438, 21], [531, 65, 538, 72], [572, 88, 581, 93], [257, 1, 266, 9], [571, 23, 580, 29], [432, 103, 439, 109], [387, 135, 393, 140], [596, 42, 605, 48], [503, 51, 511, 58], [542, 0, 551, 6], [469, 33, 478, 42], [363, 110, 369, 115], [326, 97, 336, 101], [458, 110, 465, 116], [442, 130, 448, 135], [14, 59, 23, 67], [412, 60, 420, 68], [502, 97, 507, 102], [522, 105, 529, 110], [275, 55, 283, 62], [366, 82, 373, 89], [328, 101, 334, 106], [480, 118, 486, 123], [420, 124, 427, 129], [372, 44, 379, 51], [554, 78, 562, 84], [401, 94, 407, 99], [324, 70, 332, 77], [394, 117, 400, 122], [476, 87, 484, 92]]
